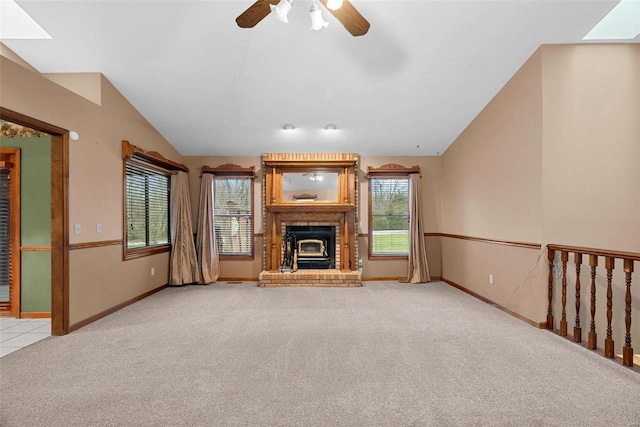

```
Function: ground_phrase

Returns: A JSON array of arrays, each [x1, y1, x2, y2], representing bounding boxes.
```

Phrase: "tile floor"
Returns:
[[0, 318, 51, 357]]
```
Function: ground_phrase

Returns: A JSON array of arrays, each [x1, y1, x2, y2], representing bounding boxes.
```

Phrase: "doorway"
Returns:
[[0, 108, 69, 335]]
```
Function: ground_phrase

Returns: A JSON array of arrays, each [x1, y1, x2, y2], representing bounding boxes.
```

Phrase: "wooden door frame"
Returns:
[[0, 107, 69, 335], [0, 148, 21, 318]]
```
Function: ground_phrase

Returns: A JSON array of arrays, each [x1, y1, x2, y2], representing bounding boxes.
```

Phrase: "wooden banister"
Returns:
[[547, 244, 638, 368]]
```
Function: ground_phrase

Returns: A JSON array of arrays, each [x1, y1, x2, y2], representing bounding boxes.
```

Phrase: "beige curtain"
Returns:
[[169, 171, 201, 285], [196, 173, 220, 284], [407, 173, 431, 283]]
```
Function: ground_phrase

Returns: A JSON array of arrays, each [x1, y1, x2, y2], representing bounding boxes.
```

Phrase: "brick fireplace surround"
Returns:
[[259, 153, 362, 287]]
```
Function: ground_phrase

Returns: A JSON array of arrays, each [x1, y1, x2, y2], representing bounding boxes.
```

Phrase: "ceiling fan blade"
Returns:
[[318, 0, 370, 36], [236, 0, 279, 29]]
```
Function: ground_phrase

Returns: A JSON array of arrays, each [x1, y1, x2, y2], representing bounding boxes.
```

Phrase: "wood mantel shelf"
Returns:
[[265, 203, 355, 213]]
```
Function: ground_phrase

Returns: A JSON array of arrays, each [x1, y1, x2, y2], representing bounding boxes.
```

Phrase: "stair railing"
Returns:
[[546, 244, 638, 368]]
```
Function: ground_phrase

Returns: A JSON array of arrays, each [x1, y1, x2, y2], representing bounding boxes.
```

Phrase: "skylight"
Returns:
[[583, 0, 640, 40], [0, 0, 51, 39]]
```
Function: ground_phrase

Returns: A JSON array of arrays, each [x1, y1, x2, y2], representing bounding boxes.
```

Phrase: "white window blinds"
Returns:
[[214, 178, 252, 256], [125, 161, 170, 250]]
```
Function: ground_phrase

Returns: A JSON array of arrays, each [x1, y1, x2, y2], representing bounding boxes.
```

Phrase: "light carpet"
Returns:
[[1, 281, 639, 426]]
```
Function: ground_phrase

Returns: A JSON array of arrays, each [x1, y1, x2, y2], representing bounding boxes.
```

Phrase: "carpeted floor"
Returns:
[[1, 281, 639, 426]]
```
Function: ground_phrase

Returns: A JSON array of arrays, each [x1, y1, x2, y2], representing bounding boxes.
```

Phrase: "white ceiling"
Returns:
[[2, 0, 635, 156]]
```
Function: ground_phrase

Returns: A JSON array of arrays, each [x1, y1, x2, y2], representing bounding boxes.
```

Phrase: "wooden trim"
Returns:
[[123, 244, 170, 260], [441, 233, 541, 250], [219, 255, 254, 261], [218, 277, 259, 282], [122, 140, 188, 172], [0, 108, 69, 335], [369, 255, 408, 260], [69, 240, 123, 250], [547, 244, 640, 262], [20, 246, 51, 251], [69, 284, 167, 332], [366, 163, 420, 178], [441, 277, 546, 329], [0, 147, 21, 318], [202, 164, 256, 178], [20, 311, 51, 318]]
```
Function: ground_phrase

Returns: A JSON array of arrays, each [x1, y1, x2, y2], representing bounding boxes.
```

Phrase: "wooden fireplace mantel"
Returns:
[[262, 153, 359, 274]]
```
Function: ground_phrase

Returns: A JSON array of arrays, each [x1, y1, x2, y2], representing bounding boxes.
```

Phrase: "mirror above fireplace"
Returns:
[[282, 172, 339, 202]]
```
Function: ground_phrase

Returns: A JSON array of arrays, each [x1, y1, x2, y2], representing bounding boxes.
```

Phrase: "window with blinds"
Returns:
[[369, 177, 410, 256], [214, 177, 252, 256], [125, 160, 170, 251]]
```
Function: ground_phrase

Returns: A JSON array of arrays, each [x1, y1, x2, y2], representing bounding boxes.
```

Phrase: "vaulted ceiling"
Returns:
[[2, 1, 634, 156]]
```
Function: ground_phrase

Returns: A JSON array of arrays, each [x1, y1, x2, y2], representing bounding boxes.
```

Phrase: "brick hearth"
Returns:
[[259, 269, 362, 287]]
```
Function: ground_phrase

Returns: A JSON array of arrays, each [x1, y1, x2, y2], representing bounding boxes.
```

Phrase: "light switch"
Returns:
[[96, 223, 102, 234], [74, 224, 81, 235]]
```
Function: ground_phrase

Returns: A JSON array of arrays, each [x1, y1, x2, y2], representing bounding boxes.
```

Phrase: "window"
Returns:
[[214, 177, 253, 257], [124, 160, 170, 257], [369, 177, 410, 257]]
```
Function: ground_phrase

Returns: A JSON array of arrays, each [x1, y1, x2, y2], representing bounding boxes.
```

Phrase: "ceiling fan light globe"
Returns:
[[271, 0, 292, 23], [309, 9, 329, 30], [327, 0, 343, 11]]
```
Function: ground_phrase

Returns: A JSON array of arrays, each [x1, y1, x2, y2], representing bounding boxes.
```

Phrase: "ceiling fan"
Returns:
[[236, 0, 370, 37]]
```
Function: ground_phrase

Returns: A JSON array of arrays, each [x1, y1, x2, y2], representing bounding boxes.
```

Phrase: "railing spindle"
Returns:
[[622, 259, 634, 367], [604, 256, 615, 358], [560, 251, 568, 336], [588, 254, 598, 350], [547, 249, 555, 330], [574, 253, 582, 343]]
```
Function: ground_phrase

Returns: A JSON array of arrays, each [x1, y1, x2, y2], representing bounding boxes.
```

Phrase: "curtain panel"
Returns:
[[407, 173, 431, 283], [196, 173, 220, 284], [169, 171, 201, 285]]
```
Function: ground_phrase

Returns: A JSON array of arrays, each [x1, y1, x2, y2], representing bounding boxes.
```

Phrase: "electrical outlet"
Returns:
[[74, 224, 81, 235], [96, 223, 102, 234], [151, 267, 155, 276], [489, 274, 494, 284]]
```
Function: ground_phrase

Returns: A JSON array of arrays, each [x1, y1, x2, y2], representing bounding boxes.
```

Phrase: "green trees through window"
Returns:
[[370, 178, 409, 255]]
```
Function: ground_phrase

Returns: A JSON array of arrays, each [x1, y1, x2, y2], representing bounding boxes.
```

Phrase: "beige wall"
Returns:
[[1, 52, 184, 325], [441, 48, 545, 322], [541, 44, 640, 252], [441, 44, 640, 328]]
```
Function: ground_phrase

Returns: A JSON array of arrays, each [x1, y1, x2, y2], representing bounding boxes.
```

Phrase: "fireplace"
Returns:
[[285, 225, 336, 270], [259, 153, 361, 287]]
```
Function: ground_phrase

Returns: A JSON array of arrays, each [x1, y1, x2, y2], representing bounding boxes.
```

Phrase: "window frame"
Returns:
[[202, 164, 256, 261], [366, 164, 420, 260], [122, 140, 188, 261]]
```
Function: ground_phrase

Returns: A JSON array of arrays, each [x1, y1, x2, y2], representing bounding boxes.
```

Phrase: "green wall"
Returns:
[[0, 135, 51, 312]]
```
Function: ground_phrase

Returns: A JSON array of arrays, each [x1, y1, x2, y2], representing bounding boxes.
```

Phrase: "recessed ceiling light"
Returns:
[[0, 0, 51, 39], [282, 124, 295, 131], [324, 124, 337, 131]]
